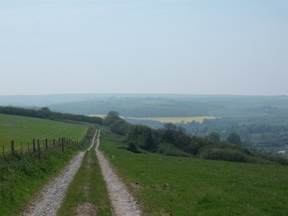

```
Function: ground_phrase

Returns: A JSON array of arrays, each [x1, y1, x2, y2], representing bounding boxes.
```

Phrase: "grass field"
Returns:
[[99, 129, 288, 215], [0, 114, 88, 151]]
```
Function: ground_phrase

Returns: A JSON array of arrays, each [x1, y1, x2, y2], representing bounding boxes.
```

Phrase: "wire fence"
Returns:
[[1, 138, 82, 160]]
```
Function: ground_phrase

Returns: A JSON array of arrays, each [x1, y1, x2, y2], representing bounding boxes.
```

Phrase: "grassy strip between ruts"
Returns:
[[57, 135, 112, 216], [99, 129, 288, 216]]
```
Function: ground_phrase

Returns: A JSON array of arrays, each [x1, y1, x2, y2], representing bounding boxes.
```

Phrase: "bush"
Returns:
[[127, 125, 157, 151], [200, 147, 250, 163], [253, 151, 288, 165], [127, 142, 141, 153], [110, 120, 129, 136], [226, 132, 242, 146], [157, 142, 192, 157]]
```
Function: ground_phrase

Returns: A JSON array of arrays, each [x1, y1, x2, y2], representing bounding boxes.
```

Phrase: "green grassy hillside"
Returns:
[[0, 114, 88, 152], [99, 129, 288, 216], [0, 114, 93, 216]]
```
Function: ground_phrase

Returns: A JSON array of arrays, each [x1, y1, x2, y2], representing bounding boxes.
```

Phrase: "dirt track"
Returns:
[[95, 130, 141, 216], [22, 151, 86, 216], [22, 130, 141, 215]]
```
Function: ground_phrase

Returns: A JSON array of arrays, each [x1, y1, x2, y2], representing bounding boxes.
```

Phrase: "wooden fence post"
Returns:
[[11, 140, 15, 155], [53, 139, 56, 147], [37, 139, 41, 160], [45, 139, 48, 150], [2, 146, 4, 157], [61, 138, 64, 151], [33, 139, 36, 152]]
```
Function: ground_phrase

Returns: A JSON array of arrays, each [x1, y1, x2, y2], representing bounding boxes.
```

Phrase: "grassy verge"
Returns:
[[0, 125, 95, 216], [99, 129, 288, 216], [0, 144, 86, 216], [57, 135, 112, 216]]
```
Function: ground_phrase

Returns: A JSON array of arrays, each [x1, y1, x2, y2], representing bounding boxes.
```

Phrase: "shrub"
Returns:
[[200, 147, 249, 163], [207, 131, 221, 142], [110, 120, 129, 136], [157, 142, 191, 157], [127, 125, 157, 151], [127, 142, 141, 153], [226, 132, 242, 146]]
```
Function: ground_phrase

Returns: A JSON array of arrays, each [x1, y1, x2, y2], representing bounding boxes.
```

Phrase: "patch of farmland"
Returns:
[[126, 116, 217, 124]]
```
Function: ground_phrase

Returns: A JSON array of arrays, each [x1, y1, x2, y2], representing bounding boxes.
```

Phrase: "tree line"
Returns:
[[2, 107, 287, 165], [182, 117, 288, 151], [103, 111, 288, 165], [0, 106, 103, 125]]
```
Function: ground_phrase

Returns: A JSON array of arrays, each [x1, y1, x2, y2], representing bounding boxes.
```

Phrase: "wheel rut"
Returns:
[[95, 131, 141, 216]]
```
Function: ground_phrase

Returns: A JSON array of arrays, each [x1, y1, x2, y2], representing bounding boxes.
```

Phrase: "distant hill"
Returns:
[[0, 94, 102, 107], [1, 94, 288, 118], [49, 96, 222, 117]]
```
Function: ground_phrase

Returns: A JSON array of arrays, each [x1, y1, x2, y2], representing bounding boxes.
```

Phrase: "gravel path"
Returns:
[[22, 130, 141, 216], [22, 131, 98, 216], [95, 131, 141, 216]]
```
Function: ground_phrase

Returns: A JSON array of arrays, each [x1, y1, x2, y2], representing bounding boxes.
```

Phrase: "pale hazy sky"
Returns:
[[0, 0, 287, 96]]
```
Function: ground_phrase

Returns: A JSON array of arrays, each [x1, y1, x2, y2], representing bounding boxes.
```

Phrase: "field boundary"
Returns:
[[1, 137, 83, 157]]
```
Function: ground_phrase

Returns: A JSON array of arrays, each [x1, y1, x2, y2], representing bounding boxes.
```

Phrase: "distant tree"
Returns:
[[163, 122, 177, 131], [104, 111, 121, 125], [103, 111, 130, 135], [38, 107, 52, 118], [159, 123, 191, 150], [226, 132, 242, 146], [127, 142, 141, 153], [107, 111, 120, 119], [110, 120, 129, 136], [127, 125, 157, 151], [40, 107, 51, 112], [207, 131, 221, 142]]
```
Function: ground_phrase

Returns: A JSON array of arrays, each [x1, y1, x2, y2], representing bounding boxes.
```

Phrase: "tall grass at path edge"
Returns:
[[0, 125, 93, 216]]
